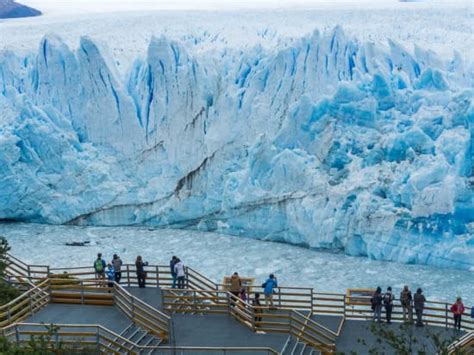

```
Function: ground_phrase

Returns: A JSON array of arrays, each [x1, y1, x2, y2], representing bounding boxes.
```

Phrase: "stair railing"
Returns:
[[113, 282, 171, 341], [0, 279, 50, 328]]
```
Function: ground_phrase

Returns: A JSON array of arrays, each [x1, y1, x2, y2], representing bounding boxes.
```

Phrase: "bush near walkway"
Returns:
[[0, 237, 20, 306]]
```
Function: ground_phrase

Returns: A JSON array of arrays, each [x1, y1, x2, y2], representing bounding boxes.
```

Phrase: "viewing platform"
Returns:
[[1, 253, 473, 354]]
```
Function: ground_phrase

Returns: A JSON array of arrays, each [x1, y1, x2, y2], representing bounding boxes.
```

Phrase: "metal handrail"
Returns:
[[4, 253, 473, 341], [3, 322, 279, 354], [446, 331, 474, 354], [0, 279, 50, 328]]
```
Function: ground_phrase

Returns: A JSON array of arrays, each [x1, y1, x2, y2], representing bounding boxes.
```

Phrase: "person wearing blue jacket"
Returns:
[[106, 264, 115, 288], [263, 274, 278, 309]]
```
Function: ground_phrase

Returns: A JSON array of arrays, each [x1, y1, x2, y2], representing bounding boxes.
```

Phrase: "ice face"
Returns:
[[0, 26, 472, 270]]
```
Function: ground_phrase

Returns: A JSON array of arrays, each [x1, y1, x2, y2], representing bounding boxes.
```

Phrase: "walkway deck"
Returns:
[[336, 319, 464, 354], [26, 304, 131, 334], [25, 300, 464, 354]]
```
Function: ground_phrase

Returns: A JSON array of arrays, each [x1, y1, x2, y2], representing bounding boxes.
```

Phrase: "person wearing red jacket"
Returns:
[[450, 297, 465, 330]]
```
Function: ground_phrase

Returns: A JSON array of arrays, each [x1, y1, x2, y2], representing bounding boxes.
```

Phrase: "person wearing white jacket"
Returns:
[[174, 259, 186, 289]]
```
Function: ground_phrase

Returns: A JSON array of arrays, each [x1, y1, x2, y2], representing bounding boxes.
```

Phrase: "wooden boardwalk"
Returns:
[[2, 254, 472, 354]]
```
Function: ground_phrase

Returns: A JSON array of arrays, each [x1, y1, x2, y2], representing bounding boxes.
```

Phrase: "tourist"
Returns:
[[371, 287, 383, 323], [450, 297, 465, 331], [400, 285, 413, 323], [262, 274, 278, 309], [174, 258, 186, 289], [106, 264, 115, 288], [384, 286, 394, 324], [230, 272, 242, 303], [94, 253, 106, 284], [414, 288, 426, 327], [253, 292, 262, 326], [112, 254, 123, 283], [240, 287, 247, 303], [135, 255, 148, 288], [170, 256, 178, 288]]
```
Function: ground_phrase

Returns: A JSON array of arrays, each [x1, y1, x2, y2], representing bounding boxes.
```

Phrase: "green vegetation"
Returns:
[[0, 236, 21, 306], [0, 324, 97, 354], [343, 322, 466, 355]]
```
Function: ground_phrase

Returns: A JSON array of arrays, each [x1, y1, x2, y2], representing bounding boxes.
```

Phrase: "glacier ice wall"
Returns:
[[0, 28, 473, 270]]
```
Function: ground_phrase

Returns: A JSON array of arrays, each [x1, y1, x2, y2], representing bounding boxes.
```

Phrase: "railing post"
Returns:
[[131, 295, 135, 319], [81, 281, 84, 304], [95, 327, 100, 353], [343, 295, 346, 318], [185, 267, 189, 289], [28, 292, 33, 315], [193, 290, 196, 312], [156, 265, 160, 288], [310, 288, 314, 313], [15, 325, 19, 347], [445, 303, 448, 329], [127, 265, 131, 287], [27, 265, 31, 279]]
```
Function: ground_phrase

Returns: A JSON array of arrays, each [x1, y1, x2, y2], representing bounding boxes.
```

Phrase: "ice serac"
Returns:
[[0, 28, 472, 270]]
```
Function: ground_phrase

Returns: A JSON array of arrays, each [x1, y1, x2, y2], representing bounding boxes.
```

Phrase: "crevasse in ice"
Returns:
[[0, 28, 472, 269]]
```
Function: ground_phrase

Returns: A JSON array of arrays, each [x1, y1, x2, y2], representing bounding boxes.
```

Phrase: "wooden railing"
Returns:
[[113, 283, 171, 340], [49, 278, 114, 305], [447, 331, 474, 354], [165, 289, 336, 354], [0, 279, 50, 328], [227, 292, 336, 354], [47, 277, 171, 341], [329, 294, 474, 332], [163, 288, 228, 314], [3, 254, 49, 283], [4, 253, 472, 347], [1, 322, 278, 354]]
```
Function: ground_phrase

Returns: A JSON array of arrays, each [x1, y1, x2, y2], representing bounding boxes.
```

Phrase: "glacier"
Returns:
[[0, 26, 473, 270]]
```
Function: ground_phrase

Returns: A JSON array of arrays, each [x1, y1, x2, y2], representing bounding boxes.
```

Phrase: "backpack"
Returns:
[[261, 282, 267, 289], [384, 293, 393, 305], [95, 259, 104, 272]]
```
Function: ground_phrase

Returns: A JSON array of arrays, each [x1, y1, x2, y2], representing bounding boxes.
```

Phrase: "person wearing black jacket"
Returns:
[[371, 287, 383, 323], [170, 256, 178, 288], [135, 255, 148, 288], [414, 288, 426, 327], [384, 287, 394, 323]]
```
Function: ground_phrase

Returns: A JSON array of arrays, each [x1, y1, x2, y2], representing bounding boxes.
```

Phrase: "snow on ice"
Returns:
[[0, 5, 473, 270]]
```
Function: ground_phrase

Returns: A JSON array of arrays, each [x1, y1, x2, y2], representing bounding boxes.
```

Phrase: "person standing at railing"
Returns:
[[262, 274, 278, 309], [94, 253, 106, 285], [400, 285, 413, 323], [170, 256, 178, 288], [383, 286, 394, 324], [135, 256, 148, 288], [253, 292, 262, 327], [414, 288, 426, 327], [371, 287, 383, 323], [112, 254, 123, 284], [230, 272, 242, 303], [450, 297, 465, 331], [174, 258, 185, 289], [106, 264, 115, 289]]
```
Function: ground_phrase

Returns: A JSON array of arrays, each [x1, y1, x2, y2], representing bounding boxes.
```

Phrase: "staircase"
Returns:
[[107, 323, 163, 354], [281, 335, 318, 355]]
